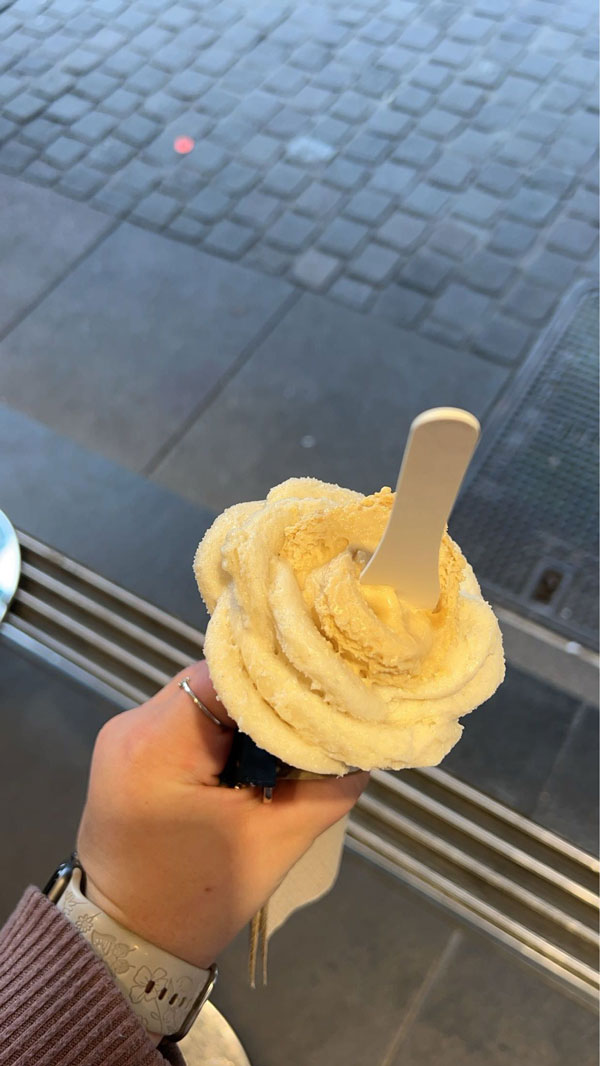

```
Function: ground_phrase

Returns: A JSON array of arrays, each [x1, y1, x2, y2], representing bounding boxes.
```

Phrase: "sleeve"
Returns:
[[0, 887, 186, 1066]]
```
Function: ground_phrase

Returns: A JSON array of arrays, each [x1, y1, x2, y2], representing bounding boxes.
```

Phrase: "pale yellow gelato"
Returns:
[[194, 477, 505, 775]]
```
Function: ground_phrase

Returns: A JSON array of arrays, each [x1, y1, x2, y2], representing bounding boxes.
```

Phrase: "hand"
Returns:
[[77, 661, 369, 973]]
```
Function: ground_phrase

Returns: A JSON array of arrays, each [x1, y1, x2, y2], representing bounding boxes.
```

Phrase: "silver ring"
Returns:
[[178, 677, 234, 731]]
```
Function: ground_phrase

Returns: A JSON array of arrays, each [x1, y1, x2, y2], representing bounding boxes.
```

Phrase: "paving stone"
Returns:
[[391, 132, 438, 168], [75, 69, 119, 102], [0, 115, 17, 144], [292, 248, 340, 290], [0, 73, 25, 102], [428, 221, 477, 259], [391, 85, 433, 117], [141, 91, 185, 123], [400, 22, 440, 50], [215, 161, 258, 195], [166, 213, 207, 242], [512, 52, 558, 82], [377, 211, 427, 252], [403, 182, 450, 219], [167, 70, 210, 101], [245, 242, 291, 277], [419, 108, 463, 139], [515, 109, 564, 143], [202, 218, 259, 258], [489, 219, 538, 255], [400, 250, 454, 294], [546, 219, 597, 259], [561, 55, 599, 90], [92, 179, 138, 215], [68, 109, 116, 144], [497, 136, 542, 166], [451, 129, 499, 161], [267, 107, 311, 140], [266, 211, 318, 252], [295, 181, 344, 218], [20, 117, 60, 148], [208, 113, 256, 149], [439, 83, 485, 116], [186, 186, 230, 222], [502, 279, 558, 322], [477, 161, 521, 197], [125, 65, 167, 98], [378, 44, 416, 75], [431, 39, 472, 68], [428, 155, 473, 190], [433, 283, 491, 331], [375, 283, 429, 325], [474, 311, 533, 363], [329, 276, 375, 311], [501, 17, 538, 42], [56, 162, 105, 198], [474, 0, 512, 14], [130, 191, 180, 228], [260, 162, 307, 200], [101, 87, 140, 118], [194, 46, 236, 77], [234, 189, 281, 228], [61, 47, 100, 75], [472, 102, 515, 132], [184, 140, 227, 176], [331, 90, 374, 123], [369, 160, 416, 197], [115, 112, 159, 149], [568, 185, 600, 224], [197, 85, 238, 117], [130, 24, 171, 56], [349, 242, 398, 285], [264, 63, 308, 96], [87, 135, 135, 171], [240, 133, 282, 167], [0, 139, 37, 172], [290, 41, 330, 72], [239, 90, 281, 125], [463, 58, 504, 88], [44, 92, 90, 124], [323, 156, 366, 191], [156, 4, 196, 31], [361, 16, 398, 45], [43, 135, 86, 168], [506, 186, 558, 225], [159, 166, 206, 200], [25, 159, 61, 185], [524, 249, 578, 289], [411, 62, 452, 92], [367, 108, 412, 139], [345, 131, 390, 165], [484, 37, 523, 66], [453, 189, 501, 225], [527, 167, 576, 200], [449, 14, 496, 42], [460, 249, 516, 294], [355, 66, 397, 99], [318, 217, 368, 257], [4, 91, 46, 122], [542, 82, 583, 114], [548, 137, 598, 171]]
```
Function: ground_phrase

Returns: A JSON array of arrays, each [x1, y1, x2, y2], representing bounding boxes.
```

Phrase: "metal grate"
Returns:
[[452, 284, 599, 650]]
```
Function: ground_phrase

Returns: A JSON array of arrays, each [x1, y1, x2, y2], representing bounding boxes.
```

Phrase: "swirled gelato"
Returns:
[[194, 477, 504, 775]]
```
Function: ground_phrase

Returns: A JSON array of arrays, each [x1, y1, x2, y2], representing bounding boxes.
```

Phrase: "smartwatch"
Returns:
[[44, 855, 217, 1042]]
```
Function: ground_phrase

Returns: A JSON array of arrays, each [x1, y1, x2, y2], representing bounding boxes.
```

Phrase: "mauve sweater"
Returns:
[[0, 887, 187, 1066]]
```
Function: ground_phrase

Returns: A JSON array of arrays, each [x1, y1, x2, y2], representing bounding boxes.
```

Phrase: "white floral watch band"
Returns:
[[56, 867, 217, 1039]]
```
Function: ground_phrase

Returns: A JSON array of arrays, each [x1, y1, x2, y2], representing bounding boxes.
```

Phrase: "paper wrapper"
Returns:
[[219, 732, 351, 986]]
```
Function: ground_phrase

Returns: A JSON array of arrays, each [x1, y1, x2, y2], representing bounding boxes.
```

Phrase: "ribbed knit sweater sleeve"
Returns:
[[0, 888, 186, 1066]]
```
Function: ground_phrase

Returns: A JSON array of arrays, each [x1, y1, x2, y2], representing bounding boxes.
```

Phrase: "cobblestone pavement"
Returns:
[[0, 0, 597, 364]]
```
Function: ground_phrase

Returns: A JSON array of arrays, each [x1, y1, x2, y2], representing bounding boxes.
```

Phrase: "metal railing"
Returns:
[[2, 530, 598, 1004]]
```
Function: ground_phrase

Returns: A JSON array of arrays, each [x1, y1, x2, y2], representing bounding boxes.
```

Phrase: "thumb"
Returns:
[[271, 772, 370, 838]]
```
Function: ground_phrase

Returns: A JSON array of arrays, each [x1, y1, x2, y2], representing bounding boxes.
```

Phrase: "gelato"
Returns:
[[194, 477, 504, 775]]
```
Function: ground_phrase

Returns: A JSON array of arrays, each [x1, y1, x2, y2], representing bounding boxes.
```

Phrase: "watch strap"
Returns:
[[56, 868, 217, 1039]]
